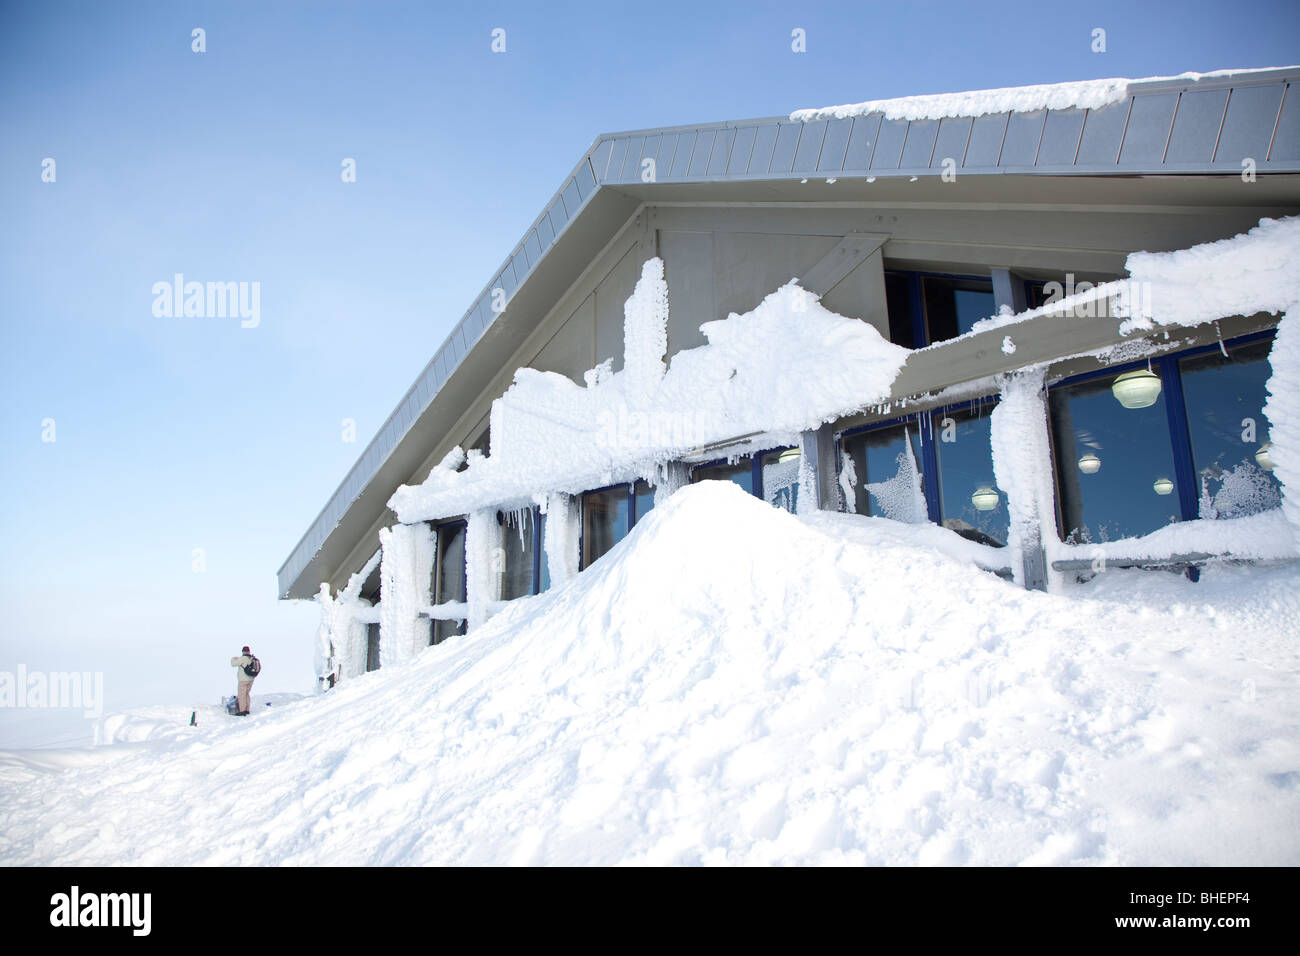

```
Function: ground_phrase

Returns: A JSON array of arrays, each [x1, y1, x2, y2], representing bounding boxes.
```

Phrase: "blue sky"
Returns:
[[1, 0, 1297, 745]]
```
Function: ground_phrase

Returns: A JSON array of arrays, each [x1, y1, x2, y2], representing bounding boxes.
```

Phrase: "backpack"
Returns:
[[244, 655, 261, 679]]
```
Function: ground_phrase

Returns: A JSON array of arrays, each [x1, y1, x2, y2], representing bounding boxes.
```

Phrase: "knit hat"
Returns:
[[242, 646, 251, 653]]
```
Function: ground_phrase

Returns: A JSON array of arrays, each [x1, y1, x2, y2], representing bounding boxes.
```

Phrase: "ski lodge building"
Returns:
[[280, 68, 1300, 686]]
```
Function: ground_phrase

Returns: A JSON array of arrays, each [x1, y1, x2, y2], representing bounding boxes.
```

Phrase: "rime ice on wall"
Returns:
[[930, 216, 1300, 348], [623, 258, 668, 397], [465, 510, 498, 631], [378, 522, 434, 667], [312, 550, 382, 687], [1119, 217, 1300, 336], [1263, 310, 1300, 552], [990, 369, 1058, 590], [390, 265, 909, 525], [543, 492, 581, 587]]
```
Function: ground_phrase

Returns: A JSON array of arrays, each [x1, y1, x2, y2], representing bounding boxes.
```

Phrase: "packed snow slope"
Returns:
[[3, 482, 1298, 865]]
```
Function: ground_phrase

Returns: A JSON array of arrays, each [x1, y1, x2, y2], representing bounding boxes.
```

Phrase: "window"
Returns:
[[634, 480, 655, 524], [840, 421, 927, 521], [365, 623, 380, 672], [1179, 340, 1281, 517], [761, 448, 801, 513], [1049, 365, 1180, 543], [581, 485, 630, 568], [933, 404, 1006, 547], [922, 276, 996, 343], [692, 458, 755, 494], [499, 509, 536, 601], [432, 520, 467, 644], [537, 512, 550, 592], [884, 272, 917, 349]]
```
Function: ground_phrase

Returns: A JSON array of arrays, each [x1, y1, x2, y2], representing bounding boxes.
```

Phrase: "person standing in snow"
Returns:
[[230, 646, 260, 716]]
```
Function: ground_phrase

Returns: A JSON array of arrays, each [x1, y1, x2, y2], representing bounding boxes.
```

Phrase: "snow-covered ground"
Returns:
[[2, 482, 1297, 865]]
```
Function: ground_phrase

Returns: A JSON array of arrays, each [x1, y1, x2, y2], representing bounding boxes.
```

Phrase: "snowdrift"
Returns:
[[2, 482, 1298, 865]]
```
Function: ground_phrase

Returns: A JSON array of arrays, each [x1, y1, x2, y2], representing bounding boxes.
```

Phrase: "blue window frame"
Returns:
[[499, 508, 538, 601], [836, 396, 1005, 546], [432, 519, 467, 644], [1047, 329, 1277, 542], [691, 447, 803, 513], [578, 479, 659, 571], [884, 270, 997, 349]]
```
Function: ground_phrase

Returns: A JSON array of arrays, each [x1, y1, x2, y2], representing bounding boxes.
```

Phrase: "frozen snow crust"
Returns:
[[3, 482, 1297, 864], [791, 67, 1297, 123]]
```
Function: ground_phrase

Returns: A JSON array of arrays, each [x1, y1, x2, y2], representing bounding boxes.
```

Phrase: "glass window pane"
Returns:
[[433, 521, 467, 644], [1049, 367, 1180, 543], [366, 622, 380, 672], [1179, 341, 1281, 518], [582, 485, 629, 568], [692, 459, 754, 494], [923, 276, 995, 343], [761, 448, 801, 513], [537, 513, 550, 593], [840, 422, 926, 521], [934, 405, 1006, 547], [884, 272, 916, 349], [499, 509, 535, 601], [633, 480, 655, 524]]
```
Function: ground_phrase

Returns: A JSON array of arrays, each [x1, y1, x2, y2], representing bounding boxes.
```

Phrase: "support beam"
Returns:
[[378, 522, 435, 664], [990, 371, 1053, 592], [801, 233, 889, 297], [797, 422, 841, 513]]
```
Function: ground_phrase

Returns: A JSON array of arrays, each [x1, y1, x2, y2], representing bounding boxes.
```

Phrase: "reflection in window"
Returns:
[[761, 448, 801, 513], [923, 276, 995, 343], [1179, 341, 1281, 518], [884, 272, 917, 349], [366, 622, 380, 672], [582, 485, 629, 568], [499, 509, 535, 601], [433, 520, 467, 644], [841, 423, 927, 522], [634, 480, 655, 524], [537, 512, 550, 593], [934, 406, 1007, 547], [1049, 367, 1179, 543], [692, 459, 754, 495]]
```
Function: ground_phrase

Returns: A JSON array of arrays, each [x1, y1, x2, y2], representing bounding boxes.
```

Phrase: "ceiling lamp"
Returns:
[[1255, 442, 1275, 472], [1153, 477, 1174, 496], [971, 486, 1000, 511], [1078, 453, 1101, 474], [1112, 369, 1162, 409], [777, 447, 801, 464]]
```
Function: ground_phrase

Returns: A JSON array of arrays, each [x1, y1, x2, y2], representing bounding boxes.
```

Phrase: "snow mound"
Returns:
[[2, 483, 1298, 865]]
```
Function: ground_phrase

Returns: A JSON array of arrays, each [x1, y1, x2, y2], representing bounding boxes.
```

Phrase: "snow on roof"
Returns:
[[791, 67, 1298, 123]]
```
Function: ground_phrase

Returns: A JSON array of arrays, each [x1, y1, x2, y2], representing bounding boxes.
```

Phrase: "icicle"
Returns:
[[1215, 321, 1229, 358]]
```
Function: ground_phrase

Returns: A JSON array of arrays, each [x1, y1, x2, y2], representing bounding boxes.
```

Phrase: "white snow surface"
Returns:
[[391, 266, 908, 523], [791, 67, 1296, 122], [3, 482, 1297, 865], [936, 216, 1300, 347]]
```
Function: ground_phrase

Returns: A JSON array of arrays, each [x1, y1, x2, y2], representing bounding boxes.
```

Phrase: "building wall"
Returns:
[[325, 195, 1296, 593]]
